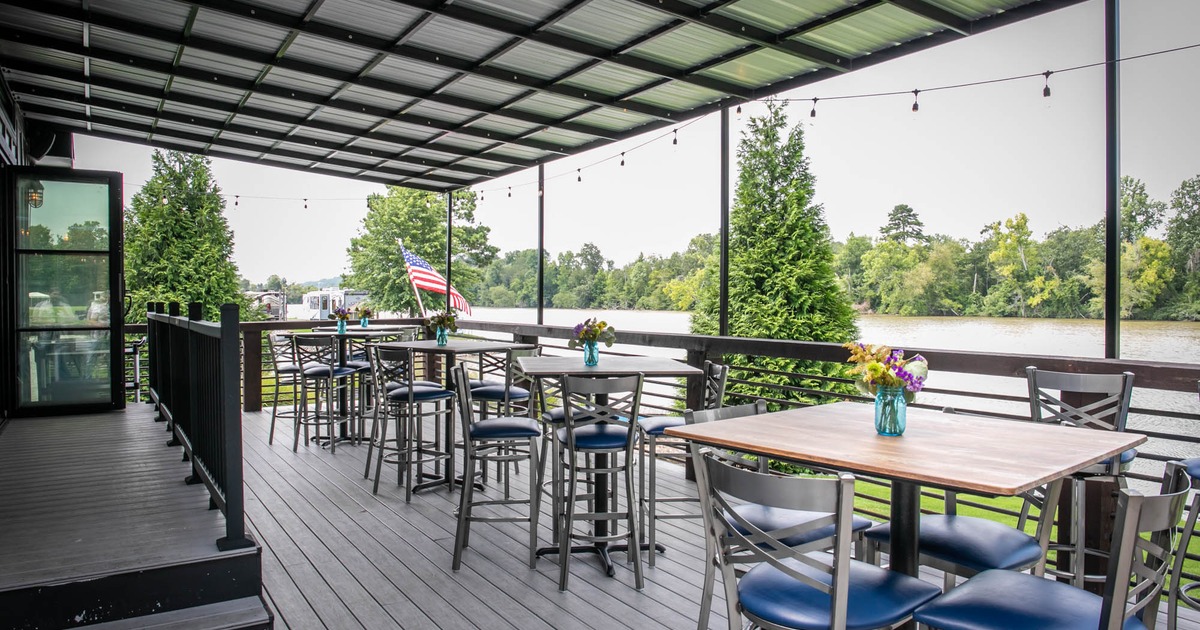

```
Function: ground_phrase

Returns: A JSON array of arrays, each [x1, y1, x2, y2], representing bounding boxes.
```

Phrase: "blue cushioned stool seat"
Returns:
[[303, 365, 358, 378], [864, 514, 1043, 573], [472, 385, 530, 401], [385, 380, 443, 390], [345, 359, 372, 369], [470, 416, 541, 439], [733, 505, 875, 548], [1184, 457, 1200, 480], [739, 554, 941, 630], [555, 423, 635, 450], [637, 415, 685, 435], [469, 379, 502, 389], [543, 406, 595, 423], [913, 568, 1148, 630], [277, 363, 301, 374], [387, 386, 454, 402]]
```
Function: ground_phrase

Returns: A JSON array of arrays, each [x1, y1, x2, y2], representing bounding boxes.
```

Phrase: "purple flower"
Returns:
[[573, 323, 584, 337]]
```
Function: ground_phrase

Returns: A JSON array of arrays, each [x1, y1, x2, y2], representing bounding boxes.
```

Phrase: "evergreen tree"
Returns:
[[344, 187, 495, 315], [692, 101, 857, 405], [125, 150, 246, 321], [880, 204, 928, 244], [1119, 176, 1167, 244]]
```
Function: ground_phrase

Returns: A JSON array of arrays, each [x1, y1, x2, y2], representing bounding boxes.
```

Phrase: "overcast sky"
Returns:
[[72, 0, 1200, 285]]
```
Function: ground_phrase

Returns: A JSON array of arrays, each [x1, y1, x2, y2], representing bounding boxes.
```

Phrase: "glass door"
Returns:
[[5, 167, 124, 415]]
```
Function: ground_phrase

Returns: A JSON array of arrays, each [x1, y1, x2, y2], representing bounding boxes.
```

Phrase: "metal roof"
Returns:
[[0, 0, 1085, 192]]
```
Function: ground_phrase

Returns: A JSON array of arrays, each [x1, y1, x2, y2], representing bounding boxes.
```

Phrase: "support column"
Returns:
[[719, 107, 731, 337], [537, 164, 546, 326], [446, 191, 454, 311], [1104, 0, 1121, 358]]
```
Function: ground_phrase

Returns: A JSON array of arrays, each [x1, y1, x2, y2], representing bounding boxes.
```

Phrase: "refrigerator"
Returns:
[[1, 166, 125, 417]]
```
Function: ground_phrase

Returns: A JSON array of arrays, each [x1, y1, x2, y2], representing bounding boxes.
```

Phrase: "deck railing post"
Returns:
[[218, 303, 253, 550], [243, 328, 263, 413], [683, 348, 708, 481], [184, 303, 204, 486], [147, 302, 162, 421]]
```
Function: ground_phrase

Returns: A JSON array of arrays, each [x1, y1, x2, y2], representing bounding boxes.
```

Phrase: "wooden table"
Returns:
[[519, 355, 703, 576], [379, 338, 537, 493], [665, 401, 1146, 582]]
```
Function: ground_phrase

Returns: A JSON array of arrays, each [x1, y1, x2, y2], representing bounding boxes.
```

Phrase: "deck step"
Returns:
[[83, 597, 272, 630]]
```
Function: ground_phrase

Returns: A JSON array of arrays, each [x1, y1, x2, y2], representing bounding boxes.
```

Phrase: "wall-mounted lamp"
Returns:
[[27, 180, 45, 208]]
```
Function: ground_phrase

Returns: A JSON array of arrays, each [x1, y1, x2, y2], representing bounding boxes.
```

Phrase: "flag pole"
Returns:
[[398, 238, 427, 318]]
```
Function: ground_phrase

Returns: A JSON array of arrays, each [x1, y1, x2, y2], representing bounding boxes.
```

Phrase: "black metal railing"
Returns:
[[147, 302, 252, 551]]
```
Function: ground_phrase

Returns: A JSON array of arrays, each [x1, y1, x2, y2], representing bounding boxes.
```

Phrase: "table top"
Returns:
[[518, 355, 702, 377], [665, 401, 1146, 496], [378, 339, 536, 355]]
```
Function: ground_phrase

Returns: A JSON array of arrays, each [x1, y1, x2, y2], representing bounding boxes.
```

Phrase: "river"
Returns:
[[470, 307, 1200, 467]]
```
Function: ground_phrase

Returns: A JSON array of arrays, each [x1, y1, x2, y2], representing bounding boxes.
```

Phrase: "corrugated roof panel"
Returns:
[[0, 41, 83, 73], [168, 76, 249, 105], [89, 0, 193, 30], [90, 85, 161, 110], [570, 108, 657, 132], [371, 121, 440, 143], [224, 113, 295, 135], [796, 4, 944, 58], [481, 143, 552, 161], [405, 15, 513, 60], [242, 0, 314, 17], [522, 127, 594, 149], [285, 33, 382, 74], [274, 140, 330, 158], [161, 100, 232, 122], [433, 135, 496, 152], [351, 137, 413, 155], [927, 0, 1019, 19], [438, 75, 530, 106], [261, 66, 347, 96], [558, 62, 660, 98], [335, 85, 419, 113], [89, 59, 168, 90], [89, 26, 179, 64], [313, 0, 426, 40], [507, 92, 593, 121], [403, 176, 463, 189], [16, 92, 84, 113], [263, 154, 317, 167], [5, 69, 84, 95], [243, 93, 319, 119], [376, 160, 428, 175], [549, 0, 673, 48], [148, 136, 207, 152], [190, 10, 291, 56], [717, 0, 852, 31], [290, 126, 355, 146], [206, 145, 262, 159], [88, 105, 155, 126], [308, 106, 380, 130], [403, 100, 478, 125], [0, 6, 84, 42], [179, 47, 268, 83], [366, 55, 457, 92], [628, 81, 724, 111], [324, 151, 380, 167], [404, 147, 469, 163], [489, 41, 589, 81], [314, 163, 364, 176], [28, 111, 90, 129], [217, 131, 277, 149], [460, 117, 541, 138], [156, 118, 221, 138], [700, 48, 821, 88], [455, 156, 520, 172], [453, 0, 560, 25], [630, 23, 746, 70]]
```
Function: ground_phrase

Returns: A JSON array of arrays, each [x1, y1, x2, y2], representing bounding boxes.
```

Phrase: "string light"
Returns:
[[620, 152, 625, 166], [672, 129, 678, 145], [735, 104, 742, 115], [810, 97, 818, 118], [234, 195, 239, 207], [576, 168, 581, 182], [507, 187, 511, 197], [1043, 70, 1053, 97], [303, 198, 308, 209], [911, 89, 920, 112], [161, 195, 167, 205]]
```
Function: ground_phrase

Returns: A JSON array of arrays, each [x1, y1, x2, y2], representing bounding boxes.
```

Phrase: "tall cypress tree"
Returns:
[[125, 150, 246, 321], [693, 101, 857, 404]]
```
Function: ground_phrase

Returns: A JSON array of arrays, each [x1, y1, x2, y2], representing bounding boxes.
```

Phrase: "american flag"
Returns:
[[401, 245, 472, 315]]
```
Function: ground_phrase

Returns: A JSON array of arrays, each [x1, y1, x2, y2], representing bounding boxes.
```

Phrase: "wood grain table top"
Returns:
[[517, 355, 702, 377], [378, 339, 536, 355], [665, 401, 1146, 496]]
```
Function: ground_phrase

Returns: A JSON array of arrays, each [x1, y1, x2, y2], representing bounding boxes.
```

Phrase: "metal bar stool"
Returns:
[[293, 335, 357, 453], [266, 333, 302, 446], [1168, 457, 1200, 630]]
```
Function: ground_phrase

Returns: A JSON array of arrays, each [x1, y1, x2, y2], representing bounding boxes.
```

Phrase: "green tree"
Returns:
[[1086, 236, 1175, 318], [345, 187, 495, 315], [981, 213, 1039, 317], [1120, 176, 1167, 244], [1166, 175, 1200, 315], [692, 101, 857, 404], [833, 233, 873, 307], [124, 150, 247, 321], [265, 274, 286, 291], [880, 204, 928, 244]]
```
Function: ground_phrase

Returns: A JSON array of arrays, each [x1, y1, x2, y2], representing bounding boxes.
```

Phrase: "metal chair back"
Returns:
[[293, 335, 338, 377], [702, 360, 729, 410], [560, 373, 643, 454], [1026, 366, 1135, 475], [685, 400, 768, 472]]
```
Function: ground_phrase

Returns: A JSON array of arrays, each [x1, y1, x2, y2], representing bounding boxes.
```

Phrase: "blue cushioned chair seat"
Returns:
[[864, 514, 1043, 573], [385, 380, 443, 390], [1120, 448, 1137, 464], [739, 554, 941, 630], [1185, 457, 1200, 480], [276, 363, 301, 374], [472, 385, 530, 401], [913, 568, 1148, 630], [469, 379, 502, 389], [638, 415, 685, 435], [732, 505, 875, 548], [303, 365, 358, 378], [542, 407, 595, 423], [345, 359, 371, 369], [386, 386, 454, 402], [470, 416, 541, 439], [555, 423, 635, 450]]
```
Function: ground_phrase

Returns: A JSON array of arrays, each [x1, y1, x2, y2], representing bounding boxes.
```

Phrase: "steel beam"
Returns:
[[1104, 0, 1120, 358]]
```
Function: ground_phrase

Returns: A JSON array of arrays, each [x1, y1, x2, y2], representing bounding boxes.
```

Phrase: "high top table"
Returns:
[[666, 401, 1146, 628], [518, 354, 702, 578]]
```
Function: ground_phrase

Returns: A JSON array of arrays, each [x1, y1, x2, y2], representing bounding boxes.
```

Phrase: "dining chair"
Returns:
[[532, 371, 596, 544], [363, 345, 455, 500], [637, 360, 727, 567], [553, 373, 645, 591], [449, 364, 542, 571], [293, 335, 356, 453], [690, 400, 876, 630], [1027, 366, 1136, 588], [863, 407, 1065, 591], [692, 444, 941, 630], [266, 333, 301, 446], [1167, 457, 1200, 630], [913, 461, 1191, 630], [472, 347, 539, 492]]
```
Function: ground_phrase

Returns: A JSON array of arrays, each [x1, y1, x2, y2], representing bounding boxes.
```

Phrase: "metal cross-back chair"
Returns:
[[1027, 366, 1136, 588], [690, 400, 875, 630], [293, 335, 357, 453], [363, 345, 455, 500], [552, 372, 645, 591], [266, 333, 301, 446], [532, 368, 596, 544], [637, 360, 728, 566], [864, 407, 1065, 592], [470, 346, 540, 489], [692, 444, 941, 630], [1167, 457, 1200, 630], [914, 461, 1191, 630], [449, 363, 542, 571]]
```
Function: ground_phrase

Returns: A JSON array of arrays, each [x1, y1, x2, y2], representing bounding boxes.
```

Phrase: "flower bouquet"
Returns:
[[355, 305, 372, 327], [569, 318, 616, 366], [427, 310, 457, 346], [844, 342, 929, 436], [330, 306, 351, 334]]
